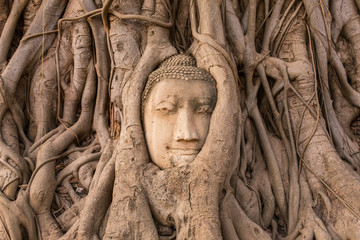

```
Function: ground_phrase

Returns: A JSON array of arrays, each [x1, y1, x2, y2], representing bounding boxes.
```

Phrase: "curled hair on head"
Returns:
[[141, 54, 216, 118]]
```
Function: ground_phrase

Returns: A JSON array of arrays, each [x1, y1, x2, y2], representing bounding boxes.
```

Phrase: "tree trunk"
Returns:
[[0, 0, 359, 239]]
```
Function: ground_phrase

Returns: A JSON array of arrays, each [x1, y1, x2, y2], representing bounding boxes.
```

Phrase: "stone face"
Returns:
[[143, 56, 217, 169], [143, 78, 216, 169]]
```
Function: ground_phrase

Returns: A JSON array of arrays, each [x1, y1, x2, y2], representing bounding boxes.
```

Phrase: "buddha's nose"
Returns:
[[173, 109, 199, 142]]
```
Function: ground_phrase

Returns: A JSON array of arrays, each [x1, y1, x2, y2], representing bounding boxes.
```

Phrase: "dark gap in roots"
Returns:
[[351, 116, 360, 149]]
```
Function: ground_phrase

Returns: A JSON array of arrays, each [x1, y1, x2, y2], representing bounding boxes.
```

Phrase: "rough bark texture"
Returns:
[[0, 0, 360, 239]]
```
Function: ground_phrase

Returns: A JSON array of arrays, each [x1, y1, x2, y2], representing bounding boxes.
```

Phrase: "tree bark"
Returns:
[[0, 0, 359, 239]]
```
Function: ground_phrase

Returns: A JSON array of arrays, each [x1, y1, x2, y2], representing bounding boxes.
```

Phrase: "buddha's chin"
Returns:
[[169, 154, 197, 168]]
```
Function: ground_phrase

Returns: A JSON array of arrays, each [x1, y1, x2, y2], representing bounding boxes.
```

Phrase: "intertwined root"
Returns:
[[0, 0, 360, 239], [282, 175, 331, 240], [0, 140, 30, 199]]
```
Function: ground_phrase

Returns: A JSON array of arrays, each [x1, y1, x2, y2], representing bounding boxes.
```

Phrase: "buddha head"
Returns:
[[142, 54, 217, 169]]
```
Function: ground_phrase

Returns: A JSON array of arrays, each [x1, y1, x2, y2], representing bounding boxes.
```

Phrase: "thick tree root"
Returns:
[[220, 193, 271, 240], [282, 174, 331, 240]]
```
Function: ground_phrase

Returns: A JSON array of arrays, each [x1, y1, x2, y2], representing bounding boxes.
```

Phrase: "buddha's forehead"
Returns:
[[147, 78, 216, 105]]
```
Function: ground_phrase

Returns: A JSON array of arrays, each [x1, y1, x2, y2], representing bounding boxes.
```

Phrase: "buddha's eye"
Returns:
[[196, 104, 213, 115], [155, 102, 176, 115]]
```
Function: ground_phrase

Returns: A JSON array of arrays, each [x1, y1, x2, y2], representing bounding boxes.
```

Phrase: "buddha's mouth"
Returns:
[[169, 150, 199, 168], [170, 148, 200, 155]]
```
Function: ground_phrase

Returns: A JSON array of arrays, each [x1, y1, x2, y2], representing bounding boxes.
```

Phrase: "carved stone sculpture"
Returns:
[[0, 0, 360, 239], [143, 54, 216, 169]]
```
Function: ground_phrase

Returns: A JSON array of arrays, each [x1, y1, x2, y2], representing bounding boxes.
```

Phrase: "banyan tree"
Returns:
[[0, 0, 359, 239]]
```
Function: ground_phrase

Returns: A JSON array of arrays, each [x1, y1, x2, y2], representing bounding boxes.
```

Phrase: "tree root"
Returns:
[[56, 151, 101, 188], [220, 193, 271, 240], [1, 0, 360, 239], [79, 0, 111, 149], [0, 191, 38, 240], [104, 0, 177, 236], [77, 153, 115, 240], [231, 141, 276, 230], [1, 0, 67, 97], [0, 140, 30, 199], [282, 174, 331, 240], [0, 0, 30, 66]]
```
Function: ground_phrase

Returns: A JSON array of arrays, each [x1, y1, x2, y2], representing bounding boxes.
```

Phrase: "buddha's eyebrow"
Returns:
[[154, 96, 177, 106], [192, 97, 215, 105], [155, 100, 176, 106], [154, 95, 179, 104]]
